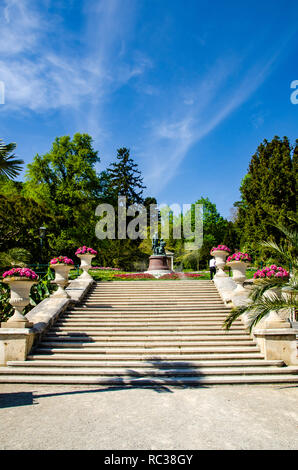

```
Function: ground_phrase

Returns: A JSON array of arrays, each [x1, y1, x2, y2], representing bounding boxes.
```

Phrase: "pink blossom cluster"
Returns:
[[2, 267, 38, 280], [253, 265, 289, 279], [50, 256, 74, 265], [227, 252, 252, 263], [90, 267, 120, 271], [75, 246, 97, 255], [210, 245, 231, 255], [113, 273, 155, 279]]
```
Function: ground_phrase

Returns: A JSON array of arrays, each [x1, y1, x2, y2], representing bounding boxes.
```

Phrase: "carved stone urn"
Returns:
[[212, 250, 229, 278], [226, 260, 248, 295], [2, 277, 37, 328], [76, 253, 95, 280], [50, 264, 73, 298]]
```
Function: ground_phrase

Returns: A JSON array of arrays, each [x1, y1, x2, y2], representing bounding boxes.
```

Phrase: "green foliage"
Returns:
[[0, 281, 13, 322], [105, 147, 146, 205], [234, 136, 297, 262], [0, 248, 32, 269], [224, 217, 298, 330], [27, 267, 56, 308], [0, 140, 24, 179]]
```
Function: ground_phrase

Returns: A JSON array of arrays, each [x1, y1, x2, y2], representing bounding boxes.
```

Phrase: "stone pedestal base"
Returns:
[[253, 328, 298, 365], [0, 328, 35, 366], [1, 320, 33, 328], [145, 255, 172, 278]]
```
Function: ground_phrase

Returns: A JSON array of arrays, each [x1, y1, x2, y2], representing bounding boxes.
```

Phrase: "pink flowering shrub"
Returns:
[[50, 256, 74, 265], [210, 245, 231, 255], [227, 252, 252, 263], [75, 246, 97, 255], [253, 265, 289, 280], [2, 267, 39, 280]]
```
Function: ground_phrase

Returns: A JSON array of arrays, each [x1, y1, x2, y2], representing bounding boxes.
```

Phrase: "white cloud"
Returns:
[[141, 48, 287, 193]]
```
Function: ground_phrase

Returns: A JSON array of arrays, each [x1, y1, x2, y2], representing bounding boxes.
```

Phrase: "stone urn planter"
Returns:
[[76, 254, 95, 280], [50, 257, 74, 298], [75, 247, 97, 281], [226, 260, 248, 295], [2, 275, 38, 327], [211, 250, 230, 278]]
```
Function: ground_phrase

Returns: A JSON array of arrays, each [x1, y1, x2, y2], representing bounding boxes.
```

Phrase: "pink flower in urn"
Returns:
[[75, 246, 98, 256], [2, 267, 38, 280], [50, 256, 74, 265]]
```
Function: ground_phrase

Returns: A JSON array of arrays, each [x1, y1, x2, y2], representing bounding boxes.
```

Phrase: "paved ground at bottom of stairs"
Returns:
[[0, 383, 297, 450]]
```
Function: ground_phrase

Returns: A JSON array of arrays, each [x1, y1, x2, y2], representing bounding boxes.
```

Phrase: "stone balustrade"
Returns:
[[0, 275, 94, 366], [213, 273, 298, 365]]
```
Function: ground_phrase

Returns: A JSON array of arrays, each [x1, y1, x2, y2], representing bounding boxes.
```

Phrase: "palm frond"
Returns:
[[0, 140, 24, 179], [0, 248, 31, 269]]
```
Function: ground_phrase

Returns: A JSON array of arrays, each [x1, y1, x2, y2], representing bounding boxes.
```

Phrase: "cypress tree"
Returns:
[[234, 136, 297, 261]]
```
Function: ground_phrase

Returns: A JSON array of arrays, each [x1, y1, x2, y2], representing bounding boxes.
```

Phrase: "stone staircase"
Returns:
[[1, 280, 298, 385]]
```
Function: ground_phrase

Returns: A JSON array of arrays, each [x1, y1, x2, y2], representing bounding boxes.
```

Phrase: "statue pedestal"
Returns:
[[145, 255, 172, 278]]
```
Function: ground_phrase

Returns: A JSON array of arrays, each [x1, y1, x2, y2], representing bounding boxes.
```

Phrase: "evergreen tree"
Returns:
[[105, 148, 146, 205], [234, 136, 297, 261]]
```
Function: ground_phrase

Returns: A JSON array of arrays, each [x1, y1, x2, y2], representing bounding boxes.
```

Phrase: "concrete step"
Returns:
[[43, 332, 250, 339], [33, 346, 261, 354], [50, 326, 246, 332], [53, 321, 233, 327], [38, 339, 255, 348], [0, 374, 297, 385], [7, 359, 285, 368], [26, 352, 269, 361], [58, 316, 232, 321], [1, 366, 297, 377]]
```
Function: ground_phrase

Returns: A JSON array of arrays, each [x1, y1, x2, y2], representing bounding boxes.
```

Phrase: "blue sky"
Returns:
[[0, 0, 297, 218]]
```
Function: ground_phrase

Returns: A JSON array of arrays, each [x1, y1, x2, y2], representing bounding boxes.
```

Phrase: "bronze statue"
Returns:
[[152, 233, 166, 256]]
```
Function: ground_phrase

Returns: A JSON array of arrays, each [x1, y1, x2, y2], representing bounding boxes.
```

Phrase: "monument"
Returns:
[[145, 233, 172, 278]]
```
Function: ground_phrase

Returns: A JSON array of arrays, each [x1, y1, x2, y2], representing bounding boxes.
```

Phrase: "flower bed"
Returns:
[[75, 246, 97, 255], [2, 267, 39, 280], [90, 267, 121, 271], [253, 265, 289, 280], [159, 272, 203, 280], [227, 252, 252, 263], [210, 244, 231, 255], [50, 256, 74, 265], [113, 273, 155, 280]]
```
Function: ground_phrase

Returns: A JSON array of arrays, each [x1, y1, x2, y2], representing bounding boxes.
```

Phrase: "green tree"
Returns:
[[234, 136, 297, 262], [23, 133, 104, 256], [105, 148, 146, 205]]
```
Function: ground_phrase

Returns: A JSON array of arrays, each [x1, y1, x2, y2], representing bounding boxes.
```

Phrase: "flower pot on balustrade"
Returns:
[[212, 250, 229, 278], [50, 264, 73, 298], [1, 277, 37, 328], [76, 253, 95, 281], [226, 260, 248, 295]]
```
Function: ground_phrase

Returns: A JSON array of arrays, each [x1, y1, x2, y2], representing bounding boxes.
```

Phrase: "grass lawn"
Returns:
[[68, 267, 258, 281]]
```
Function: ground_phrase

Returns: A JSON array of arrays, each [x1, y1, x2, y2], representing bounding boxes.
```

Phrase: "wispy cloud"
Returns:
[[0, 0, 149, 114], [141, 42, 291, 192]]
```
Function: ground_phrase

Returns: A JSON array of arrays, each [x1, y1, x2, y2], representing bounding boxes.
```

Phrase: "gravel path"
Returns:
[[0, 383, 297, 450]]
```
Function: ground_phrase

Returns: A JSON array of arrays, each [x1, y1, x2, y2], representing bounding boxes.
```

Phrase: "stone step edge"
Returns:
[[1, 366, 297, 376], [7, 359, 285, 367], [0, 375, 298, 384]]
